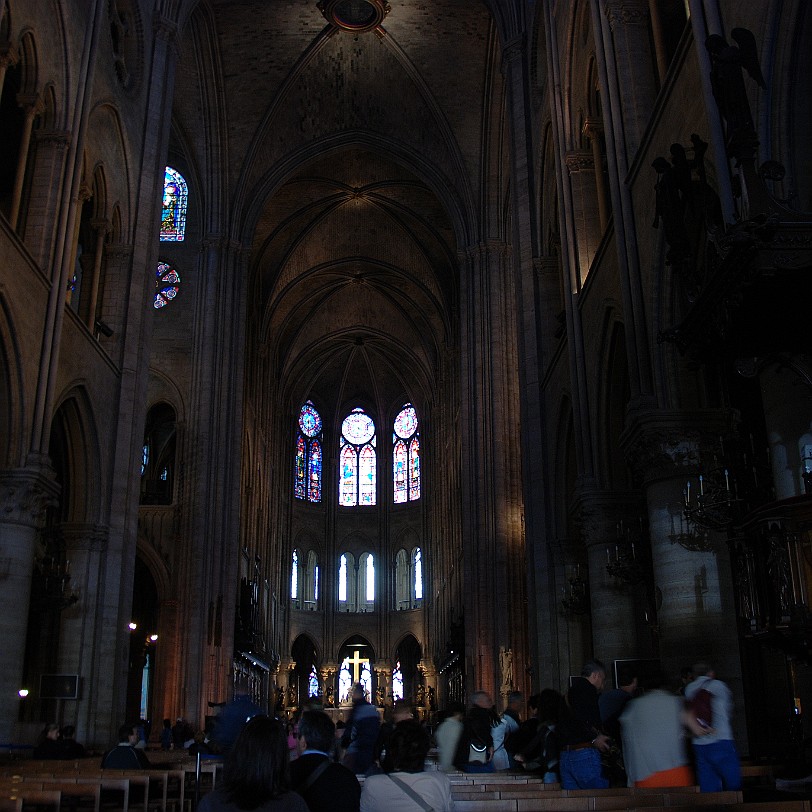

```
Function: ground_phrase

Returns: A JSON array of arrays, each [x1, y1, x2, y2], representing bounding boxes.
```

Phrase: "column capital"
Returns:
[[582, 117, 604, 138], [60, 522, 108, 551], [620, 409, 739, 485], [571, 488, 646, 547], [605, 0, 650, 29], [565, 151, 595, 174], [0, 42, 20, 69], [0, 460, 60, 527]]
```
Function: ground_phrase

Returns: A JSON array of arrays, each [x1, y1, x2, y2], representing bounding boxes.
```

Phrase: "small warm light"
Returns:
[[128, 622, 137, 630], [18, 689, 29, 698], [149, 634, 158, 642]]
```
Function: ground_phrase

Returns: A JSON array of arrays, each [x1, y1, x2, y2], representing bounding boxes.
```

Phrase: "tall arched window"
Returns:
[[393, 404, 420, 503], [290, 549, 301, 608], [304, 550, 319, 610], [338, 552, 357, 612], [395, 549, 410, 609], [294, 401, 323, 502], [413, 547, 423, 603], [160, 167, 188, 241], [340, 408, 376, 506], [392, 661, 404, 701], [308, 665, 319, 698], [357, 552, 374, 609]]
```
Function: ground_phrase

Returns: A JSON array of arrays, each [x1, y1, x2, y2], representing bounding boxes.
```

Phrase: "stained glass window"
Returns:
[[339, 407, 376, 506], [414, 547, 423, 600], [338, 658, 352, 704], [392, 661, 404, 701], [365, 553, 375, 601], [141, 444, 149, 476], [291, 549, 299, 600], [160, 167, 188, 242], [338, 554, 348, 602], [308, 665, 319, 698], [294, 401, 322, 502], [154, 262, 180, 309], [393, 404, 420, 503], [360, 661, 372, 700]]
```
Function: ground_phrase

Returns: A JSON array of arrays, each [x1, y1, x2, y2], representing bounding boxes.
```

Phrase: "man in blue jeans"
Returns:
[[684, 661, 742, 792], [556, 660, 611, 789]]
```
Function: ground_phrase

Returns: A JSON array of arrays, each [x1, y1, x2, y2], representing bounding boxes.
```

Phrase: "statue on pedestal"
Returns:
[[499, 646, 513, 692]]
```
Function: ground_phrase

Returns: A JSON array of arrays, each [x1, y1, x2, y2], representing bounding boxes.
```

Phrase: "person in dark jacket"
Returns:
[[290, 711, 360, 812], [454, 691, 499, 773], [101, 724, 153, 769], [340, 683, 381, 775]]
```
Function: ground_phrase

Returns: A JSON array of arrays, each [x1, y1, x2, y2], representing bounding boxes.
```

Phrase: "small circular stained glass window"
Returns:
[[342, 408, 375, 444], [154, 261, 180, 309], [299, 401, 323, 437], [394, 404, 417, 439]]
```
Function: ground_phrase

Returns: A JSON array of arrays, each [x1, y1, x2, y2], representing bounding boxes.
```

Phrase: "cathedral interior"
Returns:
[[1, 0, 812, 761]]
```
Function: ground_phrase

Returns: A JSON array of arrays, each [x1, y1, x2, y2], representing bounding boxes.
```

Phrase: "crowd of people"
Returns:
[[29, 659, 741, 811]]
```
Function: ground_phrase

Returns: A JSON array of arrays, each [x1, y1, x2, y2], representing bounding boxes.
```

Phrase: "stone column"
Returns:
[[574, 490, 648, 665], [0, 459, 60, 743], [582, 119, 608, 232], [9, 93, 44, 230], [604, 0, 658, 159], [85, 219, 110, 332], [55, 523, 107, 742], [622, 411, 747, 744], [24, 130, 70, 269], [565, 151, 601, 283]]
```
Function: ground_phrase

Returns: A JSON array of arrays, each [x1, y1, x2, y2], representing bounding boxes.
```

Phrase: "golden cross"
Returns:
[[347, 649, 369, 683]]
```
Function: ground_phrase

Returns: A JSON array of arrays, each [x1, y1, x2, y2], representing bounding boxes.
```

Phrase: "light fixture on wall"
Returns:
[[668, 507, 714, 553], [33, 555, 79, 612], [606, 520, 647, 584], [560, 565, 589, 617]]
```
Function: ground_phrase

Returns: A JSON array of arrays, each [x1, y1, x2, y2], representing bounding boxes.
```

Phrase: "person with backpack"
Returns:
[[491, 691, 523, 770], [683, 661, 742, 792]]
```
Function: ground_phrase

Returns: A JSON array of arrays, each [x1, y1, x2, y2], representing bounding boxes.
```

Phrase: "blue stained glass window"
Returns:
[[340, 407, 376, 506], [393, 404, 420, 503], [291, 549, 299, 600], [160, 167, 188, 242], [141, 444, 149, 476], [294, 402, 322, 502], [308, 665, 319, 698]]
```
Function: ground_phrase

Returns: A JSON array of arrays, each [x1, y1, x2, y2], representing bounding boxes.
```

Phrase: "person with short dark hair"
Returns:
[[374, 700, 415, 772], [556, 659, 611, 789], [33, 723, 62, 759], [101, 724, 152, 769], [59, 725, 86, 759], [361, 720, 453, 811], [290, 711, 360, 812], [197, 716, 308, 812]]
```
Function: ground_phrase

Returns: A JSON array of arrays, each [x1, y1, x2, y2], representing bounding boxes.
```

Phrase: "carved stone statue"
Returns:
[[652, 156, 691, 263], [499, 646, 513, 691], [706, 29, 765, 152]]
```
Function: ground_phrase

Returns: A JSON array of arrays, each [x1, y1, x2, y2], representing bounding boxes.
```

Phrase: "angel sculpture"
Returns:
[[706, 28, 766, 148]]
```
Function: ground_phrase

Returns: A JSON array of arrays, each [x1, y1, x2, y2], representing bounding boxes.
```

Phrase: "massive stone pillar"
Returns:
[[0, 460, 59, 743], [56, 522, 107, 743], [575, 490, 649, 666], [623, 411, 746, 744]]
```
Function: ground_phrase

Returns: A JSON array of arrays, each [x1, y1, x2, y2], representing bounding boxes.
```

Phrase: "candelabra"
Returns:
[[606, 521, 647, 584], [33, 555, 79, 611], [668, 505, 714, 553], [561, 566, 589, 617]]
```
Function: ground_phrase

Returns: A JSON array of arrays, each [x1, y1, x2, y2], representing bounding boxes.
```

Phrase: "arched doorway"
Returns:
[[290, 634, 320, 710], [336, 636, 375, 706], [125, 557, 159, 734], [392, 634, 422, 706]]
